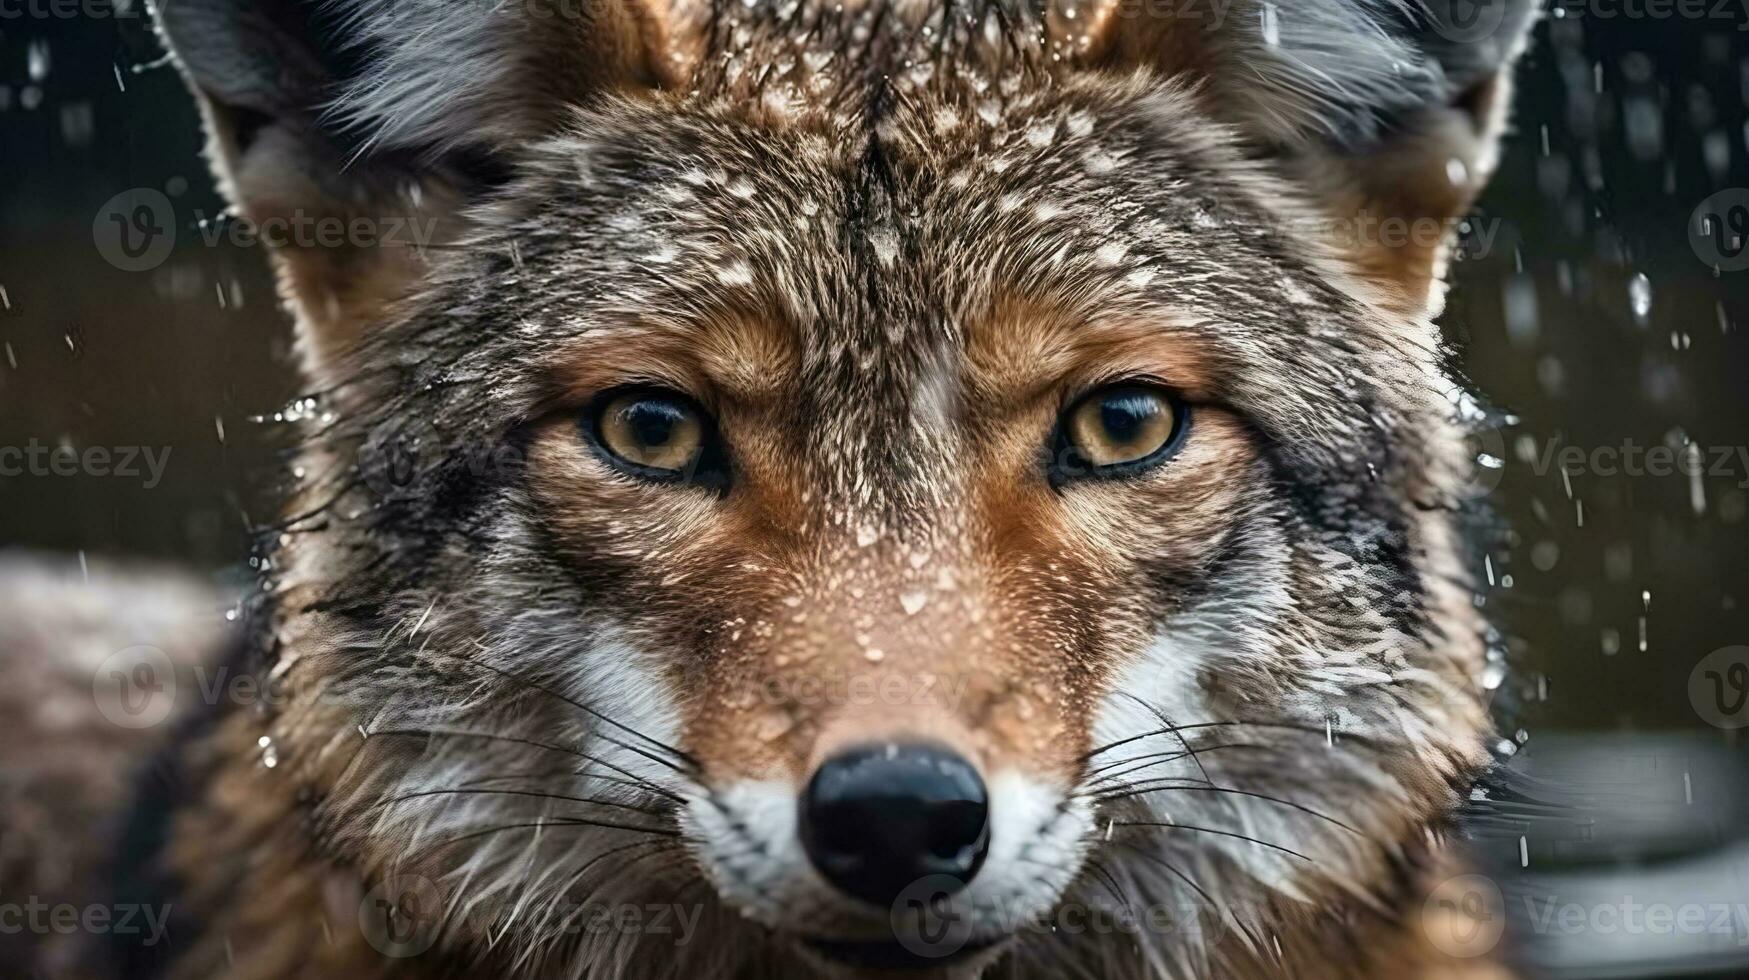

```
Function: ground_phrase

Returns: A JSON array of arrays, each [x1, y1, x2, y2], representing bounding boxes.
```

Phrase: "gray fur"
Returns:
[[5, 1, 1543, 978]]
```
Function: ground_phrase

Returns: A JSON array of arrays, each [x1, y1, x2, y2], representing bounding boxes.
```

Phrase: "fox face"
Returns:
[[159, 1, 1535, 977]]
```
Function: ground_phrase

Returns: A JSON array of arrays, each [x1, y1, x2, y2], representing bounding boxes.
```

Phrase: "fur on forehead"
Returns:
[[321, 0, 1533, 155], [360, 78, 1442, 511], [159, 0, 1536, 378]]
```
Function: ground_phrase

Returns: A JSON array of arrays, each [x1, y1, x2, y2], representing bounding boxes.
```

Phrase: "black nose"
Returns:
[[799, 743, 991, 907]]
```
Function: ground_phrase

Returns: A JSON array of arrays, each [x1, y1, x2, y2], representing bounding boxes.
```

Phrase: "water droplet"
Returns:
[[1482, 662, 1507, 690], [1259, 3, 1281, 46], [1628, 272, 1653, 323], [1446, 157, 1469, 186], [27, 40, 50, 82]]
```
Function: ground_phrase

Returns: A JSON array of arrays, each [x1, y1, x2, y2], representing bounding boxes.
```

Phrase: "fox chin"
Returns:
[[0, 1, 1540, 978]]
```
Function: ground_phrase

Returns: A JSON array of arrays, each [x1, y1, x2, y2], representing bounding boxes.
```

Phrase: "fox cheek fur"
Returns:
[[138, 0, 1540, 977]]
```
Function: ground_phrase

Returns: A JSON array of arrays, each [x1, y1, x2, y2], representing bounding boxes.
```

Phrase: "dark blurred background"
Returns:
[[1, 5, 1747, 974]]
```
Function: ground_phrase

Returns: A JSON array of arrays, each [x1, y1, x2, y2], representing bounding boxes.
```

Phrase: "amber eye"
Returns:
[[585, 388, 725, 487], [1055, 383, 1186, 482]]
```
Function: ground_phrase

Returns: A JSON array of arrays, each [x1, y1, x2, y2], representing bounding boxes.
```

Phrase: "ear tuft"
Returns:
[[322, 0, 662, 158], [1099, 0, 1538, 151], [155, 0, 666, 377], [1088, 0, 1540, 313]]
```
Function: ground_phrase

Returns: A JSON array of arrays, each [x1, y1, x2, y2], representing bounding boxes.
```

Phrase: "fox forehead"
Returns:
[[483, 84, 1424, 490]]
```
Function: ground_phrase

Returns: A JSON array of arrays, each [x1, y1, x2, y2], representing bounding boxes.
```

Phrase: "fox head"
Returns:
[[160, 0, 1535, 976]]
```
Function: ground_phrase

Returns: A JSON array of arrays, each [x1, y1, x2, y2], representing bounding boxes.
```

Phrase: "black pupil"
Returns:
[[624, 400, 683, 448], [1099, 391, 1160, 445]]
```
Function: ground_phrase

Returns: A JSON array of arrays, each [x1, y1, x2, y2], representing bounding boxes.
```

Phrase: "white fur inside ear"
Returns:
[[323, 0, 529, 154], [1199, 0, 1537, 150], [1215, 0, 1437, 147], [323, 0, 638, 155]]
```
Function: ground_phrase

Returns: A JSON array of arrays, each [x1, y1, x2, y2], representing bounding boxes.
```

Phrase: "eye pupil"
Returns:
[[1100, 394, 1157, 444], [1057, 382, 1185, 481], [589, 388, 719, 485], [624, 402, 681, 448]]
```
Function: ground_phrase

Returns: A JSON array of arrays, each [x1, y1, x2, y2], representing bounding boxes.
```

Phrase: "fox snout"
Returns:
[[799, 743, 990, 906], [673, 550, 1100, 954]]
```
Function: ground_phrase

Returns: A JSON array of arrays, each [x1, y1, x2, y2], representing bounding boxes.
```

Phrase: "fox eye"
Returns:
[[585, 388, 724, 487], [1054, 383, 1187, 483]]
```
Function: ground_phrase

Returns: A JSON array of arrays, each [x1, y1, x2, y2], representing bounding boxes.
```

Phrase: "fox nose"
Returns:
[[799, 743, 991, 907]]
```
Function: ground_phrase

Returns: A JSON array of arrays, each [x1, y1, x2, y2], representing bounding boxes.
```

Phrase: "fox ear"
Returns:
[[1087, 0, 1538, 314], [155, 0, 664, 373]]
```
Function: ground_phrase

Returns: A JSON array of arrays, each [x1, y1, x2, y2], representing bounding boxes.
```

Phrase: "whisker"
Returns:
[[1111, 821, 1313, 862], [1121, 846, 1220, 913], [549, 839, 682, 932], [445, 644, 699, 772], [1116, 694, 1215, 788], [455, 768, 661, 798], [363, 727, 686, 804], [1087, 784, 1362, 835], [1122, 847, 1272, 955], [1081, 857, 1134, 914], [376, 787, 671, 819], [1085, 742, 1267, 783], [429, 817, 679, 852], [1079, 720, 1380, 762]]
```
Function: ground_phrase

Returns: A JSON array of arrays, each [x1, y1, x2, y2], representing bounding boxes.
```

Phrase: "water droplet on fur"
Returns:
[[27, 40, 50, 82], [867, 226, 899, 267], [1482, 662, 1507, 690], [1628, 272, 1652, 323], [717, 260, 754, 287]]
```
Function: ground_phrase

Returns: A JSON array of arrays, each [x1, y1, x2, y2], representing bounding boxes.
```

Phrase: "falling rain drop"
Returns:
[[1627, 272, 1652, 324]]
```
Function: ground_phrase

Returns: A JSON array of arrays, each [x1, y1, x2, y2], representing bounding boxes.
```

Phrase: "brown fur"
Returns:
[[2, 1, 1538, 978]]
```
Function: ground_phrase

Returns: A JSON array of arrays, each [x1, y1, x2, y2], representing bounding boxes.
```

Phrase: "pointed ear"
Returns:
[[155, 0, 664, 373], [1088, 0, 1538, 314]]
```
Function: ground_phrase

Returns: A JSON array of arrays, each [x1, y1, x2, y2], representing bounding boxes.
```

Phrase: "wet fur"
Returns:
[[2, 1, 1536, 978]]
